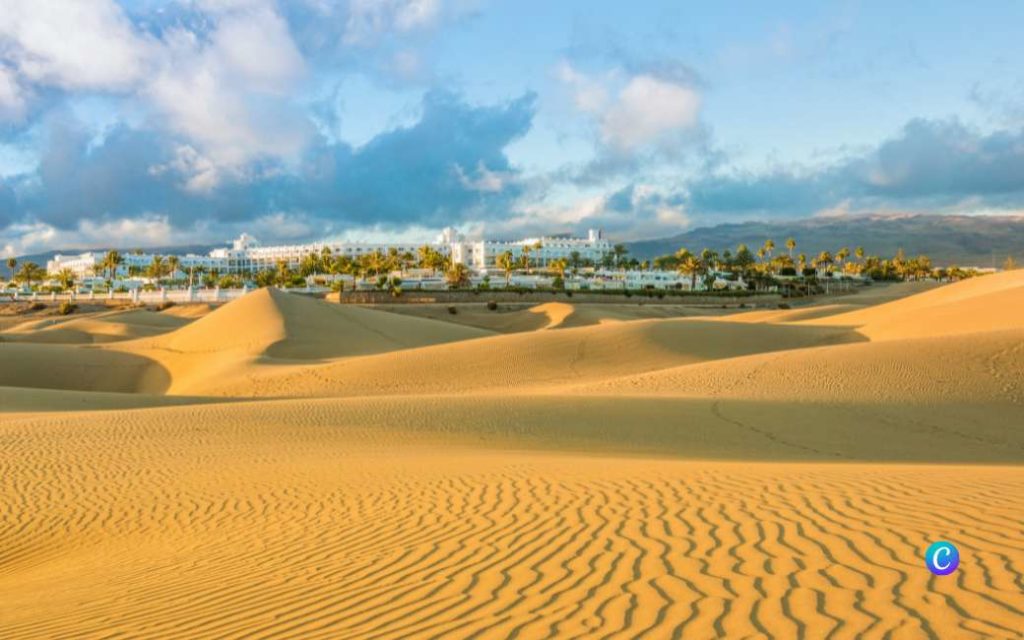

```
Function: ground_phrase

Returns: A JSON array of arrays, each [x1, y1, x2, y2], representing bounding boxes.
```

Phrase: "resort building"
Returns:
[[449, 228, 612, 271], [47, 228, 613, 278]]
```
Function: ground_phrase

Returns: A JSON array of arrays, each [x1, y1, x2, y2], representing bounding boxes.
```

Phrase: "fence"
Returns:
[[0, 287, 258, 305]]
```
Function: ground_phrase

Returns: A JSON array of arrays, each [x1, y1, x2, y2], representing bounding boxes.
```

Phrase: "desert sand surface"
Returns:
[[1, 272, 1022, 638], [377, 300, 721, 333]]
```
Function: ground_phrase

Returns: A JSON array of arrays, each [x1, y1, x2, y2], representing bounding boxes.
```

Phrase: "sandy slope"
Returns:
[[1, 308, 190, 344], [1, 274, 1022, 637], [149, 287, 494, 359], [381, 301, 714, 333], [802, 270, 1024, 339], [0, 404, 1020, 638], [190, 318, 861, 398]]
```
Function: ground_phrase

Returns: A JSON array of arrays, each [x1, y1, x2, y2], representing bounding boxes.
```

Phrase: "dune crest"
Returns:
[[804, 268, 1024, 339], [152, 287, 492, 359]]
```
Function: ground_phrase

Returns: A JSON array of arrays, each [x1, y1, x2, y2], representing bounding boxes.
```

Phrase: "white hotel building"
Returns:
[[47, 228, 613, 279]]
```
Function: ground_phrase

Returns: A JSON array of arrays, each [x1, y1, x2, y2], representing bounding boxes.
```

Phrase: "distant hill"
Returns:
[[12, 244, 220, 267], [627, 214, 1024, 267]]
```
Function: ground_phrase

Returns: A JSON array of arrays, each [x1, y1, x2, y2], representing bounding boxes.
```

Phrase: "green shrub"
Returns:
[[58, 301, 77, 315], [29, 302, 46, 311], [447, 306, 458, 315], [486, 300, 498, 311]]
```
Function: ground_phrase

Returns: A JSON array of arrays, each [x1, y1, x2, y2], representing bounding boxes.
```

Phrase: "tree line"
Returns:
[[4, 238, 1017, 294]]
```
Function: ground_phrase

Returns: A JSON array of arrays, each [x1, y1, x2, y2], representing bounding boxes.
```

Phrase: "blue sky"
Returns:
[[1, 0, 1023, 254]]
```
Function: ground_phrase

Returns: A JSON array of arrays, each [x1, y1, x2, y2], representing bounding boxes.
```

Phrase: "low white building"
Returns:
[[450, 228, 611, 271], [48, 228, 614, 279]]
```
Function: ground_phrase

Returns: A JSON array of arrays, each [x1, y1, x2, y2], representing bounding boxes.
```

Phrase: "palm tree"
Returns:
[[417, 245, 438, 273], [612, 243, 628, 269], [445, 262, 471, 289], [366, 249, 387, 277], [102, 250, 123, 284], [521, 244, 533, 274], [147, 255, 166, 284], [57, 268, 76, 291], [166, 255, 181, 283], [569, 250, 581, 270], [496, 250, 516, 287], [763, 239, 775, 261], [274, 260, 291, 286], [676, 249, 701, 291], [6, 257, 15, 283], [16, 262, 44, 289], [785, 237, 796, 259], [532, 241, 544, 269], [798, 253, 807, 273], [549, 257, 568, 279], [836, 247, 850, 272]]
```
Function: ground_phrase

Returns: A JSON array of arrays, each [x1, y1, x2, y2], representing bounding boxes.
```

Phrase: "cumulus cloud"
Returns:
[[687, 118, 1024, 218], [557, 60, 702, 154], [586, 183, 690, 238], [0, 0, 311, 178], [144, 7, 311, 174], [343, 0, 443, 45], [289, 89, 535, 226], [0, 0, 151, 91], [600, 75, 701, 152], [2, 89, 536, 252]]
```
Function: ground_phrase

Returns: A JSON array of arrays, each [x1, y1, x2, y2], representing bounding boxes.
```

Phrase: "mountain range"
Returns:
[[626, 214, 1024, 267]]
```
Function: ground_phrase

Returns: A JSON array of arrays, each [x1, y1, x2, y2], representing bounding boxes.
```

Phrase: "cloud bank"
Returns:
[[1, 1, 1024, 255]]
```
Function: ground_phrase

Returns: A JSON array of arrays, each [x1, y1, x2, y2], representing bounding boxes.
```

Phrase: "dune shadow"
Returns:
[[0, 342, 173, 395]]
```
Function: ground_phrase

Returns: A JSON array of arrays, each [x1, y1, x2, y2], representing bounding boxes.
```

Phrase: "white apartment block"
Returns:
[[448, 228, 612, 271], [47, 229, 613, 278]]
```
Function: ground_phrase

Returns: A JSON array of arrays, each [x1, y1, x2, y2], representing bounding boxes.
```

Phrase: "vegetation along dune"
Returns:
[[0, 270, 1021, 638]]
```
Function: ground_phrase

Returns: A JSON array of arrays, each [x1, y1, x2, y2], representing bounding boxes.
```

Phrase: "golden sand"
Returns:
[[1, 272, 1022, 638]]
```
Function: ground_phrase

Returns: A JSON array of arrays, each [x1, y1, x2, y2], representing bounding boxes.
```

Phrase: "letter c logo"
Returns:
[[925, 541, 959, 576]]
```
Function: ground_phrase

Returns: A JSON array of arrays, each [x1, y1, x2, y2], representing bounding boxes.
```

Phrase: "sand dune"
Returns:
[[2, 308, 192, 344], [193, 316, 861, 397], [380, 301, 710, 333], [0, 341, 170, 393], [0, 386, 219, 415], [1, 275, 1022, 637], [803, 269, 1024, 339], [0, 403, 1020, 637], [151, 287, 493, 359], [576, 328, 1024, 405]]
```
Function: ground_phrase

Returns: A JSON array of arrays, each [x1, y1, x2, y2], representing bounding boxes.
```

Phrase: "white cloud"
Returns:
[[1, 1, 310, 172], [206, 6, 306, 91], [344, 0, 443, 44], [454, 161, 512, 193], [0, 0, 151, 91], [1, 215, 179, 255], [555, 61, 609, 114], [144, 8, 311, 170], [557, 61, 703, 154], [600, 75, 701, 152], [148, 145, 221, 193]]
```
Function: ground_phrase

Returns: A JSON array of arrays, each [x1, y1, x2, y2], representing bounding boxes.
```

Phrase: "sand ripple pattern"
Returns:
[[1, 414, 1020, 639]]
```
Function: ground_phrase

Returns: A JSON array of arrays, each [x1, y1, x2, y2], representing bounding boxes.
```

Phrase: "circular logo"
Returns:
[[925, 541, 959, 576]]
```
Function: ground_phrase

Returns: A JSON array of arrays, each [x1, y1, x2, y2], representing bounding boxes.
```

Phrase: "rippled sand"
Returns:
[[1, 271, 1022, 638]]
